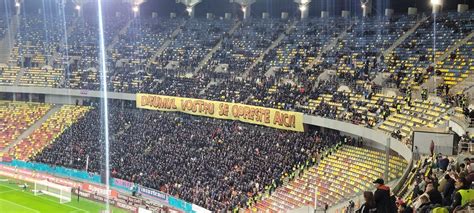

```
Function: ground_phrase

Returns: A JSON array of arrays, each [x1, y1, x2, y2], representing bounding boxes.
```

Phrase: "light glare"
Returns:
[[299, 5, 307, 12], [431, 0, 441, 6]]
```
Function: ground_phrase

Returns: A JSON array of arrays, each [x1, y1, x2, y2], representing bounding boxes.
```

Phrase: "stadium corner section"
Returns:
[[0, 162, 189, 213]]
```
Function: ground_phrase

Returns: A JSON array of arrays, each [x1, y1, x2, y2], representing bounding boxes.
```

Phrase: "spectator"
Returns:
[[397, 203, 413, 213], [442, 174, 455, 206], [416, 195, 431, 213], [425, 183, 442, 205], [373, 178, 395, 212], [450, 177, 473, 210], [34, 107, 339, 211], [356, 191, 377, 213]]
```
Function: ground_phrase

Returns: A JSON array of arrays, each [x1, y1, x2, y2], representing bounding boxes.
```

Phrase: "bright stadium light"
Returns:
[[186, 7, 192, 13], [430, 0, 442, 6], [299, 4, 307, 12], [133, 6, 139, 13], [15, 2, 20, 7], [361, 4, 366, 9], [75, 5, 81, 11]]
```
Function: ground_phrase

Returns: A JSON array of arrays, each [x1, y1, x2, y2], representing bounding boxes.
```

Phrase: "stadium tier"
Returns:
[[0, 101, 51, 151], [248, 145, 406, 212], [0, 65, 19, 85], [0, 1, 472, 213], [8, 105, 90, 160]]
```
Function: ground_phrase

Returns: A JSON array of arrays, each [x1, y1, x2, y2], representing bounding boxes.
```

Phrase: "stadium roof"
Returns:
[[10, 0, 474, 18]]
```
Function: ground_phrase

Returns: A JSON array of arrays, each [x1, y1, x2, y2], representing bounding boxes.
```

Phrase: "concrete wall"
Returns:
[[303, 115, 412, 161], [0, 86, 135, 104]]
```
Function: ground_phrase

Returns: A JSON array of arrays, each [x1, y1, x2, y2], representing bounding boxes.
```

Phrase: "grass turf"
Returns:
[[0, 177, 129, 213]]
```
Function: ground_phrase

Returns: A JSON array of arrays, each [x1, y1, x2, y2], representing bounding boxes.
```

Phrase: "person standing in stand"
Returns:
[[373, 178, 395, 212]]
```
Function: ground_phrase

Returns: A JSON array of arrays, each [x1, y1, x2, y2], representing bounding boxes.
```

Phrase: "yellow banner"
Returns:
[[136, 94, 304, 132]]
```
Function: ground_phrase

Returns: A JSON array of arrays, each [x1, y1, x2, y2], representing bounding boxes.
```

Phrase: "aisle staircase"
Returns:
[[0, 105, 61, 154], [422, 30, 474, 94], [147, 21, 186, 67], [0, 15, 18, 64], [309, 24, 352, 70], [107, 18, 133, 51], [248, 145, 407, 212], [382, 16, 429, 57], [446, 32, 474, 96], [242, 20, 297, 78], [193, 21, 241, 73], [13, 67, 25, 86]]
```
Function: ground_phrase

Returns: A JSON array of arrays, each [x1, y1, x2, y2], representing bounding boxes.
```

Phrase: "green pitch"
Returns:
[[0, 178, 129, 213]]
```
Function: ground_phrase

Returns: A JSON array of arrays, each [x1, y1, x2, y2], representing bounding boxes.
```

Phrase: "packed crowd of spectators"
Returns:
[[3, 7, 472, 135], [33, 106, 340, 211], [350, 155, 474, 213], [405, 155, 474, 212]]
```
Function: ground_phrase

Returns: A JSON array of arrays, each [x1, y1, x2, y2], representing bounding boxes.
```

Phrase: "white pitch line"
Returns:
[[30, 193, 90, 213], [0, 198, 41, 213], [0, 184, 90, 213]]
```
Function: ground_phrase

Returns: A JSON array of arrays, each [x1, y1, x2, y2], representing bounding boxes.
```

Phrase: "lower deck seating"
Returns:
[[249, 145, 407, 212], [0, 101, 51, 150], [9, 105, 90, 160]]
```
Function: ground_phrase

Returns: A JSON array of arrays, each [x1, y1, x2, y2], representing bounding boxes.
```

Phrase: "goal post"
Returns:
[[34, 180, 72, 204]]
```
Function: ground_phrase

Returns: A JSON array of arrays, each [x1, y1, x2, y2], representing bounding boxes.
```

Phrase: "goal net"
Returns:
[[34, 180, 72, 204]]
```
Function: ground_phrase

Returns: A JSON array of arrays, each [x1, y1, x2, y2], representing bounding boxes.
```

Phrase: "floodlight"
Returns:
[[430, 0, 442, 6], [75, 5, 81, 10], [133, 6, 139, 13], [299, 5, 307, 12], [186, 7, 193, 13]]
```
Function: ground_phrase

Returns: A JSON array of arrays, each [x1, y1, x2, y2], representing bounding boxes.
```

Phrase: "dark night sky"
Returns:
[[15, 0, 474, 19]]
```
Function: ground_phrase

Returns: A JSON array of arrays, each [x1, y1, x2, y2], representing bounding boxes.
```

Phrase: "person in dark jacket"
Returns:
[[356, 191, 377, 213], [425, 183, 443, 205], [373, 178, 395, 213], [397, 203, 413, 213], [442, 174, 455, 206], [416, 195, 432, 213]]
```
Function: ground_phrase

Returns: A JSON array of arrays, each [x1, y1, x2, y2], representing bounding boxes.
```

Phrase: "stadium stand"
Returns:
[[0, 65, 20, 85], [203, 18, 287, 76], [0, 15, 7, 39], [9, 105, 90, 160], [159, 18, 234, 73], [249, 145, 407, 212], [19, 67, 64, 87], [378, 99, 451, 138], [33, 107, 338, 211], [0, 101, 51, 151], [0, 2, 472, 212], [436, 37, 474, 88]]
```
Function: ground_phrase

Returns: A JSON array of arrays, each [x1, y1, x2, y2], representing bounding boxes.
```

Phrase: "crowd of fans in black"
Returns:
[[33, 106, 341, 211]]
